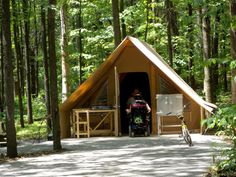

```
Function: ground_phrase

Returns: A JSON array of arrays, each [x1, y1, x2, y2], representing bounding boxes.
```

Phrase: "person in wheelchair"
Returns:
[[126, 89, 151, 137]]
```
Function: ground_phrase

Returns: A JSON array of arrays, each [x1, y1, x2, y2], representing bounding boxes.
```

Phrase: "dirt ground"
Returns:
[[0, 134, 226, 177]]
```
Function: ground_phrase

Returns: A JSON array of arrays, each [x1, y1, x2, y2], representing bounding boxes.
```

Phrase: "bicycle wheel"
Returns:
[[182, 128, 193, 146]]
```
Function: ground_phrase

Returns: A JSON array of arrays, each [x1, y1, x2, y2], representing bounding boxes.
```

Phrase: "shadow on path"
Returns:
[[0, 134, 226, 177]]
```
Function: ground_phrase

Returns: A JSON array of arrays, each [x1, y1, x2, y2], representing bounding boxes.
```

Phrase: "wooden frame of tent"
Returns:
[[59, 36, 216, 138]]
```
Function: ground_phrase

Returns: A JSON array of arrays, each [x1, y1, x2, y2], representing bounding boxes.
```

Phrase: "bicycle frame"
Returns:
[[178, 115, 193, 146]]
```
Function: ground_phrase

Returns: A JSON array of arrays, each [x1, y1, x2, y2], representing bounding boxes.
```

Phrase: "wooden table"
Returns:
[[72, 109, 118, 138]]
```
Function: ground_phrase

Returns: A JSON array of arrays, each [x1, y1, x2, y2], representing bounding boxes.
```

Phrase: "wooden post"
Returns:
[[114, 67, 119, 136], [200, 107, 205, 134], [76, 111, 79, 138], [150, 65, 157, 134], [86, 110, 90, 138]]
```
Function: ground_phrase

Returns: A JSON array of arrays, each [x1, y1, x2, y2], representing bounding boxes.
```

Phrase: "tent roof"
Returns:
[[60, 36, 216, 113]]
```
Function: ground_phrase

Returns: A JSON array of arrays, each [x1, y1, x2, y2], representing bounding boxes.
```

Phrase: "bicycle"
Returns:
[[177, 114, 193, 147], [166, 112, 193, 147]]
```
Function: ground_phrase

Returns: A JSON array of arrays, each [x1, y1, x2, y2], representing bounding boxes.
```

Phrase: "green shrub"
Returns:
[[204, 104, 236, 176], [16, 120, 47, 140]]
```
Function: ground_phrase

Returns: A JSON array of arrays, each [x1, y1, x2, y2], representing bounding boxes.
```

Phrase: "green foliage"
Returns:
[[14, 92, 48, 140], [16, 120, 47, 140], [205, 105, 236, 144], [32, 91, 47, 119], [204, 104, 236, 175], [230, 60, 236, 70]]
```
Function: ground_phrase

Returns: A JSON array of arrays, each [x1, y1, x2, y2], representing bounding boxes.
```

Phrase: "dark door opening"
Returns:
[[119, 72, 151, 135]]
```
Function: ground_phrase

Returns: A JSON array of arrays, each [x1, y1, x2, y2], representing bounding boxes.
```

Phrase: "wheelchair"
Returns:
[[128, 98, 150, 137]]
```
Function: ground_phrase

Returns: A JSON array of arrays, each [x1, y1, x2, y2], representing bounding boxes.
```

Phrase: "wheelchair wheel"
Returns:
[[144, 125, 150, 137], [129, 125, 134, 137], [147, 125, 150, 136]]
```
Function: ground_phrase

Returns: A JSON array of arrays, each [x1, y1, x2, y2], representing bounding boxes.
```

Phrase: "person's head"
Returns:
[[132, 88, 140, 96]]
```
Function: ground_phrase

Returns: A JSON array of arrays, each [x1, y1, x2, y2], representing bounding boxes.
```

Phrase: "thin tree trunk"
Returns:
[[188, 3, 195, 89], [31, 2, 38, 97], [202, 6, 213, 103], [128, 0, 135, 35], [112, 0, 122, 47], [0, 24, 4, 117], [76, 0, 84, 85], [60, 3, 70, 102], [2, 0, 18, 158], [23, 0, 33, 124], [223, 64, 228, 92], [152, 0, 158, 50], [169, 1, 178, 36], [211, 10, 220, 102], [35, 3, 39, 97], [230, 1, 236, 103], [12, 0, 24, 128], [198, 7, 204, 61], [31, 51, 36, 97], [144, 0, 150, 42], [120, 0, 127, 39], [165, 0, 173, 67], [19, 23, 25, 97], [48, 0, 62, 150], [41, 6, 51, 132]]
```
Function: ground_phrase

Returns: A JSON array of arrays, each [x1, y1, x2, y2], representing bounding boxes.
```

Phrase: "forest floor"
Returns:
[[0, 134, 226, 177]]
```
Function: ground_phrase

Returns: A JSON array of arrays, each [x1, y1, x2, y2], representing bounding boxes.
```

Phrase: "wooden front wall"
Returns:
[[105, 45, 201, 135]]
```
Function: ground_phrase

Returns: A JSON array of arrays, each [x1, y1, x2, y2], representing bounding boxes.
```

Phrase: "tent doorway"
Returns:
[[119, 72, 151, 135]]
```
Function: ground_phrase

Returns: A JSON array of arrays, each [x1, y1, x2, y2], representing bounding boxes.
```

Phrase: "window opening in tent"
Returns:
[[91, 80, 110, 109]]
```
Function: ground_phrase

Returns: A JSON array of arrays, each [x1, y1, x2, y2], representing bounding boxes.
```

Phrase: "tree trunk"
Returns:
[[2, 0, 18, 158], [120, 0, 127, 39], [187, 3, 195, 89], [23, 0, 33, 124], [223, 64, 228, 92], [0, 24, 4, 117], [211, 10, 220, 102], [60, 3, 70, 102], [152, 0, 158, 50], [76, 0, 84, 85], [165, 0, 173, 67], [169, 0, 179, 36], [231, 1, 236, 103], [41, 6, 51, 132], [31, 2, 38, 97], [144, 0, 150, 42], [202, 6, 213, 103], [48, 0, 62, 150], [112, 0, 122, 47], [198, 6, 204, 61], [12, 0, 24, 128], [19, 23, 25, 97]]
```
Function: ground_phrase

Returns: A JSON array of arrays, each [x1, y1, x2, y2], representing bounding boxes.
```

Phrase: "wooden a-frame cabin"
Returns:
[[59, 36, 216, 138]]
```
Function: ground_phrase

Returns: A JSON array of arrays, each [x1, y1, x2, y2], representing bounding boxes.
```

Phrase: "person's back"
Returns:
[[126, 89, 151, 114]]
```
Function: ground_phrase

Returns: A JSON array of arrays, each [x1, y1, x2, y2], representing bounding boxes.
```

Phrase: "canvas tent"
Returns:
[[59, 36, 216, 138]]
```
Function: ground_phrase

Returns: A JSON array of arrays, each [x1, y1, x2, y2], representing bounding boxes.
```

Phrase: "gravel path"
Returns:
[[0, 134, 225, 177]]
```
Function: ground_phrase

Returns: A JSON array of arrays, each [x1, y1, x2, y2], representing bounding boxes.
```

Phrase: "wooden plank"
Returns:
[[86, 110, 90, 138], [92, 112, 110, 131], [162, 125, 181, 128]]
